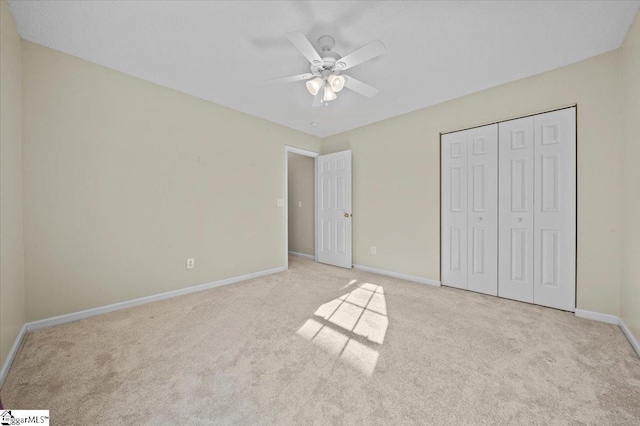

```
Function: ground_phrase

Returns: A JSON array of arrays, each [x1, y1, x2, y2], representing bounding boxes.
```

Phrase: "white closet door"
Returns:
[[498, 117, 535, 303], [467, 125, 498, 295], [533, 108, 576, 311], [441, 130, 468, 290]]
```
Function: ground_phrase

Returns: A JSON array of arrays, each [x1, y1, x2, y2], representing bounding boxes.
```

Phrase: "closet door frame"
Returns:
[[439, 104, 577, 311]]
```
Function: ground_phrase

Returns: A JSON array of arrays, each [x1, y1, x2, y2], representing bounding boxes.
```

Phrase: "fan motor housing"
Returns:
[[307, 35, 342, 74], [310, 51, 342, 74]]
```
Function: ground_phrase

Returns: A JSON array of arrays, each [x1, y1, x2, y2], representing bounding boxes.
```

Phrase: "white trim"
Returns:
[[575, 309, 619, 325], [4, 275, 638, 388], [288, 251, 315, 260], [26, 266, 286, 332], [619, 318, 640, 358], [314, 157, 318, 265], [284, 145, 319, 267], [0, 324, 27, 387], [284, 145, 320, 158], [352, 264, 441, 287], [1, 266, 286, 387], [574, 309, 640, 359]]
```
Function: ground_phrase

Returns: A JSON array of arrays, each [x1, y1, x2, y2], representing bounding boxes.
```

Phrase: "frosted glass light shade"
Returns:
[[306, 77, 323, 96], [328, 75, 345, 92], [323, 84, 337, 102]]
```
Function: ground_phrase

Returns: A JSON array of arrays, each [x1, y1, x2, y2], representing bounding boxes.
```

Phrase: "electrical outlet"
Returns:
[[186, 258, 195, 269], [298, 201, 302, 208], [277, 199, 284, 207], [371, 246, 376, 255]]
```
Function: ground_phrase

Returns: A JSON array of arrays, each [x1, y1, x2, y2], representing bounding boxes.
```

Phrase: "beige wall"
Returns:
[[620, 12, 640, 340], [287, 152, 315, 256], [21, 41, 321, 322], [0, 1, 25, 367], [323, 49, 622, 315]]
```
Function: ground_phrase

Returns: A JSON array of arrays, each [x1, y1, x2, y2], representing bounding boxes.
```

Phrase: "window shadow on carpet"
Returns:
[[296, 281, 388, 376]]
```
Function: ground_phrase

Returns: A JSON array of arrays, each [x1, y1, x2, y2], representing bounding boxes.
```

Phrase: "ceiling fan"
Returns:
[[268, 32, 385, 106]]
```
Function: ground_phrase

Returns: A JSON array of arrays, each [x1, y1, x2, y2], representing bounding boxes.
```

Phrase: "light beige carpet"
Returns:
[[2, 255, 640, 424]]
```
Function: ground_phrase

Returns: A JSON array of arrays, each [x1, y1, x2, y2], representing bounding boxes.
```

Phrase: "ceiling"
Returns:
[[9, 1, 640, 138]]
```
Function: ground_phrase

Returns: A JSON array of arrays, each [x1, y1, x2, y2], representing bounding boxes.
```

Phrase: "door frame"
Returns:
[[284, 145, 320, 267]]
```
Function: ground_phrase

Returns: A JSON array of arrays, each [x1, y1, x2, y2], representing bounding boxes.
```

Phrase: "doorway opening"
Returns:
[[285, 146, 319, 267]]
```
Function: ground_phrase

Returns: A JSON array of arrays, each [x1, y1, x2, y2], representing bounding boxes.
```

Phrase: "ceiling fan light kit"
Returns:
[[268, 32, 385, 106]]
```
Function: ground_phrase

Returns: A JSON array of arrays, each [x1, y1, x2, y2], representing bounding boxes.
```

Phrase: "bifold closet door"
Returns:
[[441, 130, 468, 290], [498, 117, 535, 303], [532, 108, 576, 311], [441, 124, 498, 293], [443, 108, 575, 310], [467, 125, 498, 296], [498, 108, 576, 311]]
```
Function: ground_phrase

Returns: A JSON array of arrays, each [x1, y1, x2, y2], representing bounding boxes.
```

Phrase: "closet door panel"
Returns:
[[467, 125, 498, 295], [441, 130, 468, 290], [498, 117, 535, 303], [533, 108, 576, 311]]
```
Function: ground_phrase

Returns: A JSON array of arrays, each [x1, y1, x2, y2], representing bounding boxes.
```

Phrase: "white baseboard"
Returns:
[[575, 309, 619, 325], [0, 324, 27, 388], [574, 309, 640, 359], [288, 251, 315, 260], [26, 266, 287, 332], [352, 264, 441, 287], [1, 266, 286, 388], [4, 268, 637, 389], [619, 317, 640, 358]]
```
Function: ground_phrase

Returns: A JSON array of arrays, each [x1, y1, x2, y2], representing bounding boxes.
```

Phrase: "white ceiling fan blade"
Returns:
[[336, 40, 385, 70], [343, 75, 379, 98], [312, 90, 323, 107], [266, 73, 314, 84], [287, 32, 323, 65]]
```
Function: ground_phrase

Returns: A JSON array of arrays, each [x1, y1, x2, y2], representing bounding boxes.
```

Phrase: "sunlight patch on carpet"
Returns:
[[296, 282, 387, 376]]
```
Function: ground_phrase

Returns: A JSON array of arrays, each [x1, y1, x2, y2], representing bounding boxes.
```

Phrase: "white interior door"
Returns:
[[316, 150, 352, 269], [467, 124, 498, 296], [498, 116, 535, 303], [533, 108, 576, 311], [441, 130, 468, 290]]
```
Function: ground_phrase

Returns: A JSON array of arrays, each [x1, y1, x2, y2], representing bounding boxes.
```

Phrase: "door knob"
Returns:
[[344, 213, 351, 218], [517, 217, 523, 222], [477, 217, 483, 222]]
